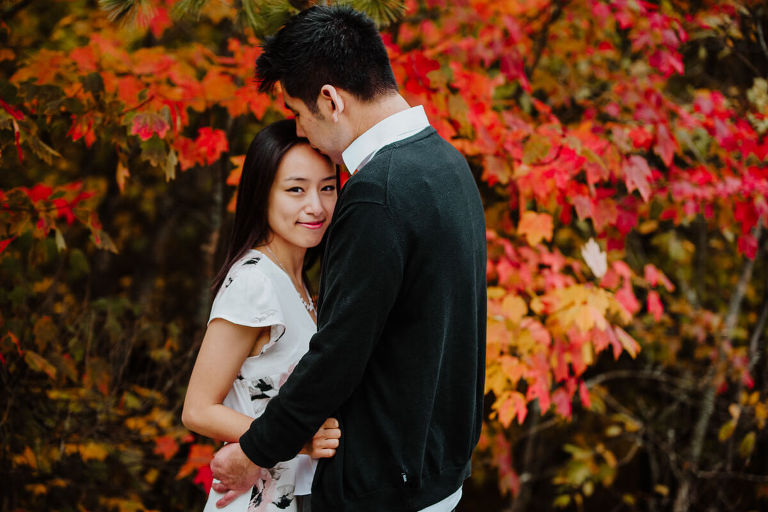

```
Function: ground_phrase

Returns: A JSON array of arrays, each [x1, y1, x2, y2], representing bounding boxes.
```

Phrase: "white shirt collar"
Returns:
[[342, 105, 430, 174]]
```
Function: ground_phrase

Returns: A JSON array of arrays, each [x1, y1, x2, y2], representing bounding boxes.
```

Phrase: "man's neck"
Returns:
[[350, 94, 411, 142]]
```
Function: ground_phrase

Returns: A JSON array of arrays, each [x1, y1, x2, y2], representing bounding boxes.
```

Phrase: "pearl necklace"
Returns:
[[263, 245, 316, 315]]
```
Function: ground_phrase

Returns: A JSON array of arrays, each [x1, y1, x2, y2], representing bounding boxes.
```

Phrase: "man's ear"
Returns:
[[320, 85, 345, 122]]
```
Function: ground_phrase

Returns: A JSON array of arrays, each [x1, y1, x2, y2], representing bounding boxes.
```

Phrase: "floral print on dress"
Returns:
[[247, 465, 296, 511]]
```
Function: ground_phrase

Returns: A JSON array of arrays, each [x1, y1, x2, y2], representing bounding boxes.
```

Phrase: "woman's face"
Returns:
[[267, 143, 336, 251]]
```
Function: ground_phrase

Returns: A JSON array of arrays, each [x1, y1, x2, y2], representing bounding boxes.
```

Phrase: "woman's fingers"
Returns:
[[321, 417, 339, 429], [308, 417, 341, 458]]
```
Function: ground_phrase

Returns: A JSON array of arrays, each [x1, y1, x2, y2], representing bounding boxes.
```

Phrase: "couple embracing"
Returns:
[[183, 6, 486, 512]]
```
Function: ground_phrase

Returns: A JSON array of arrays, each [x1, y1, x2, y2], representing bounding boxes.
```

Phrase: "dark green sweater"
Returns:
[[240, 127, 487, 511]]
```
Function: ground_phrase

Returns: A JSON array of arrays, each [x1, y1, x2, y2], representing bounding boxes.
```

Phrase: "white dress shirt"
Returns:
[[341, 105, 463, 512], [342, 105, 430, 173]]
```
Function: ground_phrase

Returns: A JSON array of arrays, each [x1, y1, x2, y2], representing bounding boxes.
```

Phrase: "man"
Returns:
[[211, 6, 486, 511]]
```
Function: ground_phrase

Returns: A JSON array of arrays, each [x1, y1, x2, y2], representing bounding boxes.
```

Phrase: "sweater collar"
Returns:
[[342, 106, 430, 174]]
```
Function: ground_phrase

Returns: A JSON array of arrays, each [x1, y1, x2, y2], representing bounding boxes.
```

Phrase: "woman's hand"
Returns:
[[300, 417, 341, 458]]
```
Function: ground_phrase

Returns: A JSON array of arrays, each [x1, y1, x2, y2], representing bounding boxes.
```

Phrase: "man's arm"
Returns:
[[241, 199, 404, 467]]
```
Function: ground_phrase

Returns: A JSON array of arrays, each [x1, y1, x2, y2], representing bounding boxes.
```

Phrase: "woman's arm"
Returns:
[[183, 318, 341, 456], [182, 318, 268, 442]]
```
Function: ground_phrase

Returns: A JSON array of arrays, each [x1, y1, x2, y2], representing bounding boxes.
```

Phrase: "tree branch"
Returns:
[[525, 0, 567, 78]]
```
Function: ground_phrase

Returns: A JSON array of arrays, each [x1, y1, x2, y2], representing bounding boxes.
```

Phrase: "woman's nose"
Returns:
[[304, 191, 323, 214]]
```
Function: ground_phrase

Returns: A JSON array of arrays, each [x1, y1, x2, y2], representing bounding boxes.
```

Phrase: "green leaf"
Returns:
[[522, 134, 551, 165], [738, 431, 755, 458], [718, 419, 736, 441]]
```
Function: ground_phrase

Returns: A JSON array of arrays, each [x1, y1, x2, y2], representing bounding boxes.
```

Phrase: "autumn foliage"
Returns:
[[1, 0, 767, 511]]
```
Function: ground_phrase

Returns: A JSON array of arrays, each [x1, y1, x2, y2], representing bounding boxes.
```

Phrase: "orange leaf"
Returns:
[[493, 391, 528, 426], [176, 444, 214, 480], [24, 350, 57, 379], [614, 326, 640, 358], [226, 155, 246, 186], [517, 211, 553, 246], [116, 162, 131, 193], [154, 435, 180, 461]]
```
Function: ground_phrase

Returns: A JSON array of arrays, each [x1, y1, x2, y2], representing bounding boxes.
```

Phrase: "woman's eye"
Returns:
[[287, 187, 303, 193], [322, 185, 336, 192]]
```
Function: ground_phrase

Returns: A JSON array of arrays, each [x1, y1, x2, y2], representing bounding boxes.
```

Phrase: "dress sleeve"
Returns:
[[208, 266, 286, 353]]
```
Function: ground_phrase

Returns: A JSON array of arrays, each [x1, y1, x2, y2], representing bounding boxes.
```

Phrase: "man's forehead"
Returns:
[[282, 90, 301, 112]]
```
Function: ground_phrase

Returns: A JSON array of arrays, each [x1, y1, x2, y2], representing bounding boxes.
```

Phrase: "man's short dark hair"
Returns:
[[256, 5, 399, 113]]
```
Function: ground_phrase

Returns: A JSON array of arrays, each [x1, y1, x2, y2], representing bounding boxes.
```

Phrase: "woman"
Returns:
[[183, 119, 340, 512]]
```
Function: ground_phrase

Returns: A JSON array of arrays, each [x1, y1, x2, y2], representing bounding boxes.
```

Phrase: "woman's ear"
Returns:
[[320, 85, 345, 122]]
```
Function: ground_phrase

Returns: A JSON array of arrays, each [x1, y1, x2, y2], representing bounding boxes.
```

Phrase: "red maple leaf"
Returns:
[[647, 290, 664, 321], [654, 123, 676, 166], [195, 127, 229, 165], [153, 435, 179, 461], [0, 98, 24, 121], [0, 237, 16, 254], [194, 465, 213, 494], [130, 112, 170, 141], [623, 155, 653, 202], [25, 183, 53, 203]]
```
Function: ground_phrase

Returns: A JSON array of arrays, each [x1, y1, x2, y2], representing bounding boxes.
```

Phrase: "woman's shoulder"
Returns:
[[209, 250, 285, 328], [222, 249, 276, 284]]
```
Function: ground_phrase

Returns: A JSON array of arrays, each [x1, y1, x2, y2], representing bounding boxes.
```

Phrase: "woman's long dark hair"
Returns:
[[212, 119, 313, 295]]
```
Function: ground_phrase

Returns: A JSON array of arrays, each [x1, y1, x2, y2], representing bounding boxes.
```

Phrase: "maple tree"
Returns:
[[1, 0, 767, 511]]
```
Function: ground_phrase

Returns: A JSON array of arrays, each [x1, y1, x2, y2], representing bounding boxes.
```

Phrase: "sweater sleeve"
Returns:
[[239, 199, 404, 467]]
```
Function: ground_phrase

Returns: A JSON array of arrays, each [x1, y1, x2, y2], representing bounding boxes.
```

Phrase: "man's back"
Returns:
[[309, 127, 487, 511]]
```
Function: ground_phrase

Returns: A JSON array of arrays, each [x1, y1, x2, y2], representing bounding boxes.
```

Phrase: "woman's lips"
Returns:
[[299, 221, 325, 229]]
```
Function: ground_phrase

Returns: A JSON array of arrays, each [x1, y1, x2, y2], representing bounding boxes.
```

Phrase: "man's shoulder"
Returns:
[[341, 127, 468, 206]]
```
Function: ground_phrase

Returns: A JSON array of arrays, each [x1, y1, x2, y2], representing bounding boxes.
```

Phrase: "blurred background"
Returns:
[[1, 0, 767, 510]]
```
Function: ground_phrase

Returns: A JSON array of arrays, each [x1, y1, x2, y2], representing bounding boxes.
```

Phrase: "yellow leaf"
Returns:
[[718, 419, 736, 441], [754, 402, 766, 429], [145, 468, 159, 484], [32, 277, 53, 293], [654, 484, 669, 496], [487, 286, 506, 300], [501, 295, 527, 324], [499, 355, 526, 386], [25, 484, 47, 496], [517, 211, 553, 246], [614, 327, 640, 358], [79, 442, 109, 462]]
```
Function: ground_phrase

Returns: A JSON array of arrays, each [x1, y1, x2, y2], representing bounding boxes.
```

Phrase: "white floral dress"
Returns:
[[203, 250, 317, 512]]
